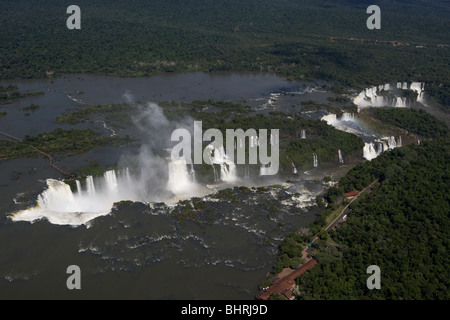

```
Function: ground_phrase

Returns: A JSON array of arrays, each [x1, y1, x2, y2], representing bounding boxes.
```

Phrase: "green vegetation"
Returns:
[[272, 232, 311, 274], [265, 108, 450, 299], [296, 138, 449, 299], [75, 160, 113, 177], [22, 103, 40, 112], [171, 198, 220, 225], [0, 111, 6, 117], [0, 1, 448, 106], [0, 85, 44, 104], [0, 128, 131, 159], [56, 103, 136, 128], [368, 108, 449, 139]]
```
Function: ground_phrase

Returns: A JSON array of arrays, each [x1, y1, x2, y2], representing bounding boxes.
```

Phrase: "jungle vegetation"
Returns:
[[0, 1, 448, 106]]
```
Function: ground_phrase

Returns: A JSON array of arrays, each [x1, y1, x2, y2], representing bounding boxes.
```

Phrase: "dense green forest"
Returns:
[[367, 107, 449, 139], [0, 128, 130, 159], [295, 137, 449, 299], [0, 1, 448, 106], [0, 85, 43, 104]]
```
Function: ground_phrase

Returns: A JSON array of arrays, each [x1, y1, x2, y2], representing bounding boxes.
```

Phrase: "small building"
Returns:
[[344, 190, 359, 199]]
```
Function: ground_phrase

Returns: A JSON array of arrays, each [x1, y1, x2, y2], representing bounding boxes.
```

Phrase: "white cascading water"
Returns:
[[354, 82, 426, 109], [212, 165, 219, 182], [244, 165, 250, 179], [410, 82, 426, 103], [321, 112, 366, 137], [12, 169, 143, 226], [167, 157, 196, 194], [313, 153, 318, 167], [86, 176, 96, 196], [205, 145, 238, 183], [292, 162, 298, 174], [338, 149, 344, 164], [301, 129, 306, 139], [340, 113, 355, 121], [13, 157, 204, 226], [260, 163, 277, 175], [363, 142, 381, 161], [363, 136, 402, 160], [394, 97, 407, 108], [75, 180, 82, 194], [321, 112, 355, 126], [387, 136, 397, 149]]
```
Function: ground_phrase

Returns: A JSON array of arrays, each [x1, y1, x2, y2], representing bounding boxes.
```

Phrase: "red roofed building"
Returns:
[[344, 190, 359, 199], [256, 258, 317, 300]]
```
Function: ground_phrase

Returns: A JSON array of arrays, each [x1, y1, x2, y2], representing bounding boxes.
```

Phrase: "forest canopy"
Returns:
[[0, 0, 448, 106]]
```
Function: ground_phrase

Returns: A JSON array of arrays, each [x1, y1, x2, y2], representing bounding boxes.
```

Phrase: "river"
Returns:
[[0, 72, 335, 299]]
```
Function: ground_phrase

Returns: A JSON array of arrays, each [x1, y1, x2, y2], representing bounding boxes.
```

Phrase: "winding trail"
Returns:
[[0, 131, 71, 177], [256, 178, 379, 300]]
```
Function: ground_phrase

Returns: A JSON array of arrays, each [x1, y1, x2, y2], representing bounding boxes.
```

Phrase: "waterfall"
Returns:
[[125, 167, 132, 186], [212, 165, 219, 182], [313, 153, 318, 167], [86, 176, 96, 196], [167, 157, 196, 194], [354, 82, 426, 109], [260, 163, 277, 175], [364, 136, 402, 161], [301, 129, 306, 139], [220, 161, 237, 183], [104, 170, 118, 194], [411, 82, 426, 103], [363, 142, 381, 161], [292, 162, 298, 174], [36, 179, 77, 213], [75, 180, 82, 194], [322, 112, 356, 126], [12, 168, 143, 225], [341, 113, 355, 121], [387, 136, 397, 149], [338, 149, 344, 164], [206, 145, 238, 183], [245, 165, 250, 179], [397, 82, 408, 90], [394, 97, 406, 108]]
